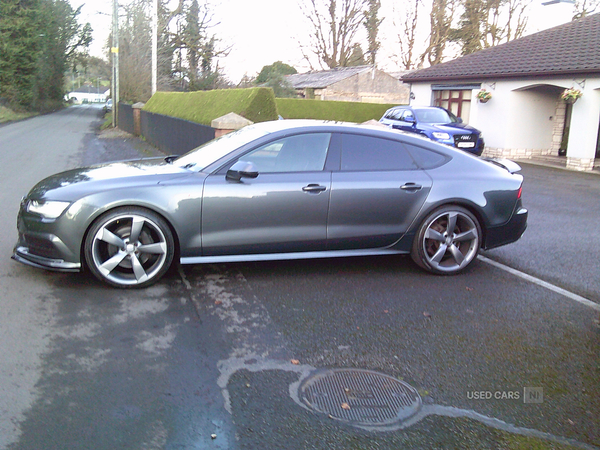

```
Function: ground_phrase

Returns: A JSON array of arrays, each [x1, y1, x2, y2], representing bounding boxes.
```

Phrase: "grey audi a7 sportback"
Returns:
[[13, 120, 527, 288]]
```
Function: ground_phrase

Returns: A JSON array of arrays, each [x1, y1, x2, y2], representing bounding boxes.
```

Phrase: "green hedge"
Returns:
[[275, 98, 398, 123], [143, 88, 401, 127], [143, 88, 278, 126]]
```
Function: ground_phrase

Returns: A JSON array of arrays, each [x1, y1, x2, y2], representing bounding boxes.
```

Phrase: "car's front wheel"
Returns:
[[84, 207, 175, 288], [411, 205, 481, 275]]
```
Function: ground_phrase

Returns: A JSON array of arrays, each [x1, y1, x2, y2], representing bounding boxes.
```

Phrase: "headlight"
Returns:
[[432, 132, 451, 140], [27, 200, 71, 219]]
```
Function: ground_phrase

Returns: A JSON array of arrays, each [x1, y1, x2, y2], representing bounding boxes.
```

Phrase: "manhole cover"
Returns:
[[299, 368, 421, 427]]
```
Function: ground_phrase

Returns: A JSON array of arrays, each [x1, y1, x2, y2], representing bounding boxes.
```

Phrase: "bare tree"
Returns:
[[450, 0, 531, 56], [573, 0, 600, 19], [420, 0, 458, 66], [363, 0, 382, 65], [394, 0, 422, 70], [300, 0, 369, 68], [501, 0, 529, 43]]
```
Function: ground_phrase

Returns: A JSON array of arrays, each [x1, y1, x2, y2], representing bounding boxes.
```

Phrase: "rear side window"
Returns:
[[385, 109, 402, 120], [404, 143, 449, 169], [341, 134, 418, 171]]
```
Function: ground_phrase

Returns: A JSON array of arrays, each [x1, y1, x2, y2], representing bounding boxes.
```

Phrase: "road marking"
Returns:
[[478, 255, 600, 312]]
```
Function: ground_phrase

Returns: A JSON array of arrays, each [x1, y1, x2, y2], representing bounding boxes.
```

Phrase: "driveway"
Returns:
[[2, 108, 598, 449]]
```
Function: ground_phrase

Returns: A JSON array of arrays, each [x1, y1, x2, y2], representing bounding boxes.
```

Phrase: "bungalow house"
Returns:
[[287, 65, 410, 104], [66, 86, 110, 104], [402, 13, 600, 171]]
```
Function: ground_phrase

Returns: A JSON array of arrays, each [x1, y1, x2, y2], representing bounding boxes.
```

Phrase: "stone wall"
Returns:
[[567, 157, 596, 171], [319, 70, 409, 104]]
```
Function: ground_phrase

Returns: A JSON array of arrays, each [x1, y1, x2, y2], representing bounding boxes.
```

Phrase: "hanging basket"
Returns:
[[477, 90, 492, 103], [561, 88, 582, 104]]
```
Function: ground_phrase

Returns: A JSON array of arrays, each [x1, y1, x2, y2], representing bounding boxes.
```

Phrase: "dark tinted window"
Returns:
[[404, 143, 449, 169], [341, 134, 418, 171]]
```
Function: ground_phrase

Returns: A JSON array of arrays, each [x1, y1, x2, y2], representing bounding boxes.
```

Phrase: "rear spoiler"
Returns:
[[483, 158, 522, 174]]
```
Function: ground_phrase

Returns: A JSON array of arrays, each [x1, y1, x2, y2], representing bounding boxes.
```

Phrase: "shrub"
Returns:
[[275, 98, 399, 123], [143, 88, 278, 126]]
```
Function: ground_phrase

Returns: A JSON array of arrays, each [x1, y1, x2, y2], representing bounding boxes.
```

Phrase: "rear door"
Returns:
[[327, 133, 432, 250]]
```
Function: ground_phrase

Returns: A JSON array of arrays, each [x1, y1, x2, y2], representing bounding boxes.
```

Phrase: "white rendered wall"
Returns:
[[407, 77, 599, 168]]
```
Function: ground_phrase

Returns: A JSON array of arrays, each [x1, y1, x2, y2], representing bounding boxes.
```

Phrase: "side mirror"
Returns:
[[404, 115, 416, 124], [456, 117, 463, 124], [226, 160, 259, 182]]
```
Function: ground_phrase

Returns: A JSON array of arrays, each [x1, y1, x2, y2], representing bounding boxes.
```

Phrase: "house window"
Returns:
[[434, 90, 472, 122]]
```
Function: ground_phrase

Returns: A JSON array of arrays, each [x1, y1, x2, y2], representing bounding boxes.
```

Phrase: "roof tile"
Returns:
[[404, 13, 600, 82]]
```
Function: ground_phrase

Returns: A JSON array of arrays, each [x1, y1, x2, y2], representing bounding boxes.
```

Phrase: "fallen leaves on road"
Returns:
[[341, 403, 351, 410], [291, 359, 300, 365]]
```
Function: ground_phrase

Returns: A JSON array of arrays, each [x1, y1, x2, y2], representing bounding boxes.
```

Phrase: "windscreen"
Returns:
[[174, 125, 269, 171], [414, 108, 458, 124]]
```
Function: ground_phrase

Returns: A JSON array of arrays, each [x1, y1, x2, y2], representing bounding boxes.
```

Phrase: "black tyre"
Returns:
[[411, 205, 481, 275], [84, 207, 175, 288]]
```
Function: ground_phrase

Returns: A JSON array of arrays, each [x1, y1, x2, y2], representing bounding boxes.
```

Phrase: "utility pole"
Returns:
[[152, 0, 158, 95], [111, 0, 120, 127]]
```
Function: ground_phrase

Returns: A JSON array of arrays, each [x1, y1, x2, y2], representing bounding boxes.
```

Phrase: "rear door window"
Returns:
[[340, 134, 418, 171]]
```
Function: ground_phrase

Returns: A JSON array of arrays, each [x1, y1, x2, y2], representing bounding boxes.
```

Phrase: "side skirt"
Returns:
[[180, 248, 408, 265]]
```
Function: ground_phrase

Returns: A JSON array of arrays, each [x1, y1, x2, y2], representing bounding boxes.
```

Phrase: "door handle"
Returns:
[[302, 184, 327, 193], [401, 183, 422, 192]]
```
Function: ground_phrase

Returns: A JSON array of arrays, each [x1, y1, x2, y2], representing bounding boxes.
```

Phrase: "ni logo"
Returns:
[[523, 387, 544, 404]]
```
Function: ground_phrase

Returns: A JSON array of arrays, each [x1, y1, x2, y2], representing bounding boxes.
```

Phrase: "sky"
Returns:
[[70, 0, 576, 84]]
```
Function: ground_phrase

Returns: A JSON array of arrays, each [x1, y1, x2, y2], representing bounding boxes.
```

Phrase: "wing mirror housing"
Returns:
[[226, 160, 259, 182]]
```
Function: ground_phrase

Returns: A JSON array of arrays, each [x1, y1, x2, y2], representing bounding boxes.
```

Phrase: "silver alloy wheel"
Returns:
[[85, 209, 174, 287], [412, 206, 480, 274]]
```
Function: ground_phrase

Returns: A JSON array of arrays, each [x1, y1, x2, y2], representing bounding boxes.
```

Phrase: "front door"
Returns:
[[201, 133, 333, 256]]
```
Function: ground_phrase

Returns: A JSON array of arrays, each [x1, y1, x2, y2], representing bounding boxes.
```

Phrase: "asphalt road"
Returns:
[[1, 106, 599, 449]]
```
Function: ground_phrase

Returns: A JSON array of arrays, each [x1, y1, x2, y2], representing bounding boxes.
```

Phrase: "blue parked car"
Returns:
[[380, 106, 485, 156]]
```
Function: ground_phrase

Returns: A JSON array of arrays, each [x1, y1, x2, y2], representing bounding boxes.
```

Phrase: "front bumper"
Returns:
[[13, 202, 83, 273], [12, 246, 81, 272], [483, 206, 528, 250]]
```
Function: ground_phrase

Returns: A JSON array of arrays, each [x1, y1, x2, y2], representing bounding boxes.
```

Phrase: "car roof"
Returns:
[[241, 119, 463, 155], [242, 119, 403, 137], [388, 105, 443, 112]]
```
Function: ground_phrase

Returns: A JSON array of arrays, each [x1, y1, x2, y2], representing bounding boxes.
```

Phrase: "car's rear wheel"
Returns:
[[411, 205, 481, 275], [84, 207, 174, 288]]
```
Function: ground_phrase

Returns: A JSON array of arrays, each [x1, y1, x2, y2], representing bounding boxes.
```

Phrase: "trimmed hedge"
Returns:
[[143, 88, 278, 126], [275, 98, 398, 123]]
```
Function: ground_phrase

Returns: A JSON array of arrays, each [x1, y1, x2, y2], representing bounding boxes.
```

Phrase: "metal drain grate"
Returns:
[[299, 368, 421, 426]]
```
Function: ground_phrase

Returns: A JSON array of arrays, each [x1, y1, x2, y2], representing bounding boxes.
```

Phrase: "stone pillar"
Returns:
[[211, 112, 253, 137], [565, 86, 600, 171], [132, 102, 145, 136]]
